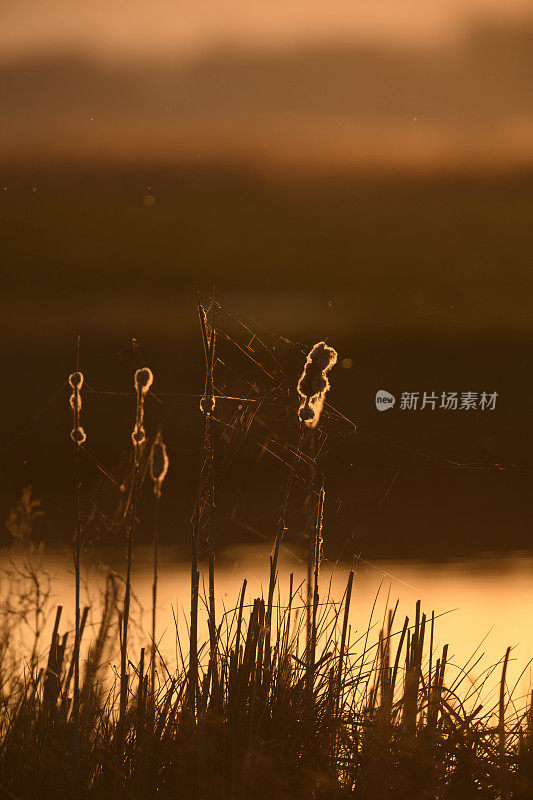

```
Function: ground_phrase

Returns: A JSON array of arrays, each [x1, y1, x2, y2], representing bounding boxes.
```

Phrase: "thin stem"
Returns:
[[189, 469, 201, 714], [336, 570, 354, 720], [207, 413, 218, 700], [73, 421, 81, 722], [308, 487, 324, 702], [264, 424, 302, 676], [151, 489, 160, 707], [71, 339, 81, 800], [119, 388, 142, 744]]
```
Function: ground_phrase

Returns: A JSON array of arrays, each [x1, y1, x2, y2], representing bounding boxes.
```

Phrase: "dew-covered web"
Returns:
[[1, 296, 341, 565], [146, 295, 360, 564], [1, 290, 517, 579]]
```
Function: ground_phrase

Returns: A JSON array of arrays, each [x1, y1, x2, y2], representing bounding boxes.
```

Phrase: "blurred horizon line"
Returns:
[[2, 0, 533, 62], [2, 12, 533, 66], [3, 16, 533, 174]]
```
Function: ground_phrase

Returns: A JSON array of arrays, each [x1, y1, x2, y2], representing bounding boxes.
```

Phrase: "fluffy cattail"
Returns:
[[150, 434, 169, 497], [131, 367, 153, 449], [68, 371, 85, 443], [297, 342, 338, 428], [134, 367, 153, 395]]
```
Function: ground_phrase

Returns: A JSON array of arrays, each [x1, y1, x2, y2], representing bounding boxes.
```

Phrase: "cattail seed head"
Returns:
[[297, 342, 338, 429], [150, 436, 169, 493], [132, 425, 146, 446], [297, 342, 337, 400], [68, 372, 85, 441], [134, 367, 153, 395], [69, 371, 84, 389], [70, 427, 86, 445]]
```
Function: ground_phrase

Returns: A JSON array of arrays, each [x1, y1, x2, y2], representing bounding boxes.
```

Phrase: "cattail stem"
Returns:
[[151, 489, 160, 708], [336, 570, 354, 719], [207, 412, 218, 701], [307, 487, 324, 703], [72, 426, 81, 795], [68, 357, 84, 800], [120, 367, 153, 746], [305, 430, 319, 668], [499, 646, 511, 798], [195, 299, 218, 706], [306, 518, 313, 664], [71, 384, 82, 727], [73, 406, 81, 707], [149, 431, 169, 712], [120, 440, 140, 733], [189, 474, 201, 714]]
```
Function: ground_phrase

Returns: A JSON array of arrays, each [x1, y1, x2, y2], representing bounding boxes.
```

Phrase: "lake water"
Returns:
[[6, 545, 533, 706]]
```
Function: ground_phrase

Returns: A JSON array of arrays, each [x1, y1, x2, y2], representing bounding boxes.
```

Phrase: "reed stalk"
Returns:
[[149, 432, 168, 709], [119, 368, 153, 745], [151, 491, 160, 704], [307, 487, 324, 702], [336, 570, 354, 720], [68, 348, 84, 800], [264, 425, 301, 677], [197, 300, 219, 704]]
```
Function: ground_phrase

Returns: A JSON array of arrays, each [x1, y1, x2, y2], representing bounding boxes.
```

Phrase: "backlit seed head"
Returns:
[[131, 425, 146, 446], [150, 438, 169, 485], [134, 368, 153, 395], [70, 427, 86, 445], [297, 342, 337, 401], [69, 392, 82, 412], [200, 395, 216, 415], [69, 372, 84, 390], [297, 342, 338, 428]]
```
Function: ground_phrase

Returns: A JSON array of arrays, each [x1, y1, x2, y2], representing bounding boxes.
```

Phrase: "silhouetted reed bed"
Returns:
[[2, 562, 533, 800], [1, 303, 531, 799]]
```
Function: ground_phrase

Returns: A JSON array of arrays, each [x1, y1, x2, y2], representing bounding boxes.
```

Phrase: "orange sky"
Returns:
[[2, 0, 532, 59]]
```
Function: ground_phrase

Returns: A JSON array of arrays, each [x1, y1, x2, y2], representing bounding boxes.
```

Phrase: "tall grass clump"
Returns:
[[1, 556, 531, 800]]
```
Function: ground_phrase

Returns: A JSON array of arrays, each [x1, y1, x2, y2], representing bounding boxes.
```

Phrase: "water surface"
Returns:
[[12, 546, 532, 702]]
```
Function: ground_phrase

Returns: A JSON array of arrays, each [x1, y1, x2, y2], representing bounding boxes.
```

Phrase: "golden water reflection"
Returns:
[[9, 546, 533, 705]]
